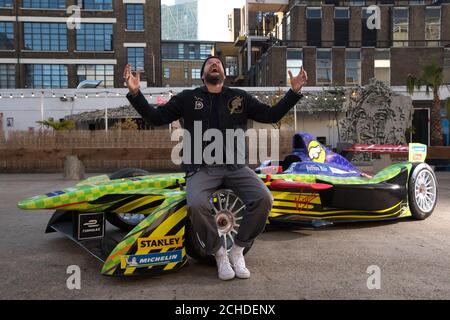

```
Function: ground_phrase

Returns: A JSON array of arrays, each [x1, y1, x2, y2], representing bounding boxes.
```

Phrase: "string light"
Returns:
[[31, 92, 35, 97], [85, 94, 88, 99], [20, 93, 24, 98], [0, 94, 2, 99], [9, 94, 13, 99], [95, 93, 99, 97], [74, 94, 77, 99], [52, 93, 56, 98]]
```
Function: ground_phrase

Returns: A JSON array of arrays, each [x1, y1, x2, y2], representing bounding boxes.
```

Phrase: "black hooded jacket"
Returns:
[[126, 86, 303, 172]]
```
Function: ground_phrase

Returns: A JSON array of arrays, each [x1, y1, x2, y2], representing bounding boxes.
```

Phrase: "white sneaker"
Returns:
[[229, 245, 250, 279], [214, 246, 235, 281]]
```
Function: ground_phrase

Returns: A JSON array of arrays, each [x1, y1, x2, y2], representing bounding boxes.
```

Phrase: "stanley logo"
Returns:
[[138, 235, 182, 249]]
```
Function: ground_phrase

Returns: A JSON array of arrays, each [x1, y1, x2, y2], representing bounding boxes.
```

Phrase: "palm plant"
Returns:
[[406, 60, 445, 146]]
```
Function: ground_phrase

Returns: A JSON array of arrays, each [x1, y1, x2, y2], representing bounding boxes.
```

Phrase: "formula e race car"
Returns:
[[17, 132, 438, 277]]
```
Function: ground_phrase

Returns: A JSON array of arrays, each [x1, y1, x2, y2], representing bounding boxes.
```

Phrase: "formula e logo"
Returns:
[[83, 220, 99, 228]]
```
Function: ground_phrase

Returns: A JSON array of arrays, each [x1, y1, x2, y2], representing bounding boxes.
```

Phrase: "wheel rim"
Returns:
[[117, 213, 146, 225], [414, 170, 437, 213], [210, 190, 245, 252]]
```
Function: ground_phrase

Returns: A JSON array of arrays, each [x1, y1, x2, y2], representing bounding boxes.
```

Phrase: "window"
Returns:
[[0, 64, 15, 88], [286, 49, 303, 85], [164, 67, 170, 79], [306, 8, 322, 47], [23, 23, 67, 51], [22, 0, 66, 8], [126, 4, 144, 31], [0, 22, 14, 50], [77, 65, 114, 88], [127, 47, 145, 71], [76, 23, 113, 51], [444, 48, 450, 84], [335, 8, 349, 46], [392, 8, 409, 47], [188, 45, 196, 60], [316, 50, 332, 85], [225, 56, 238, 76], [425, 7, 440, 47], [374, 49, 390, 85], [345, 50, 361, 85], [0, 0, 12, 7], [25, 64, 68, 88], [178, 43, 184, 59], [285, 13, 291, 41], [83, 0, 112, 10], [184, 67, 189, 79], [191, 68, 201, 79], [350, 0, 365, 5], [362, 8, 377, 47], [200, 44, 212, 59]]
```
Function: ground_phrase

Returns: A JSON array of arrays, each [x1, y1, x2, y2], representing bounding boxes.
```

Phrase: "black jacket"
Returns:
[[127, 86, 303, 172]]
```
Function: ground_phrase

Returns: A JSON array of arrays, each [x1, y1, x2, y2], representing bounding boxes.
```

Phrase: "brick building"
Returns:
[[0, 0, 161, 89], [234, 0, 450, 87], [161, 40, 239, 87]]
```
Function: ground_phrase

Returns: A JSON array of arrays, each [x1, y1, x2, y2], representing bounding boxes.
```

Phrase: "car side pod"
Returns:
[[101, 194, 189, 276]]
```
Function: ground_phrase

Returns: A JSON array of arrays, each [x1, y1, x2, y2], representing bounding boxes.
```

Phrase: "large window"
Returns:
[[362, 8, 377, 47], [24, 23, 67, 51], [286, 49, 303, 85], [200, 44, 212, 59], [306, 8, 322, 47], [392, 8, 409, 47], [127, 47, 145, 71], [345, 50, 361, 85], [77, 65, 114, 88], [334, 8, 350, 47], [25, 64, 68, 88], [83, 0, 112, 10], [22, 0, 66, 8], [374, 49, 390, 85], [126, 4, 144, 30], [425, 7, 440, 47], [163, 67, 170, 79], [225, 56, 238, 76], [0, 0, 13, 7], [0, 22, 14, 50], [76, 23, 113, 51], [191, 68, 201, 79], [316, 50, 332, 85], [0, 64, 15, 88]]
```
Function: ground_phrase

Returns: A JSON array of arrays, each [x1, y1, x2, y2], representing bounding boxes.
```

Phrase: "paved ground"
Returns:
[[1, 171, 449, 300]]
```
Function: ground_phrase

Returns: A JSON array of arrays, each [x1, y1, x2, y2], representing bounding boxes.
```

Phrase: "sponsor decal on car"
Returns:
[[138, 235, 183, 250], [76, 212, 105, 240], [121, 250, 183, 268]]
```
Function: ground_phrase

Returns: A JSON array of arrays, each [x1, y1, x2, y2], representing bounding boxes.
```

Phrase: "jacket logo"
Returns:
[[228, 96, 244, 114], [194, 96, 204, 110]]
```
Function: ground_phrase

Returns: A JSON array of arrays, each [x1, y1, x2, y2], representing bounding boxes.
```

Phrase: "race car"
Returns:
[[17, 132, 438, 276]]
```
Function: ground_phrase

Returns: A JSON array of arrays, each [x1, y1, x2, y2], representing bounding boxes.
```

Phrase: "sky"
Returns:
[[161, 0, 245, 41]]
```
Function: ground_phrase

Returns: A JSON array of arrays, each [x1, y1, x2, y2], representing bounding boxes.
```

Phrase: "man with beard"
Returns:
[[124, 56, 307, 280]]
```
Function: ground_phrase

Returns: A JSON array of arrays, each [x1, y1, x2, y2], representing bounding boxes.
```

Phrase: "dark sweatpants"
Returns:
[[186, 165, 273, 255]]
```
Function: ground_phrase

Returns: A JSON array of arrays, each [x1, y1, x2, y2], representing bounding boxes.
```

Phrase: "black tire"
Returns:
[[184, 189, 252, 265], [408, 163, 438, 220], [106, 168, 150, 231]]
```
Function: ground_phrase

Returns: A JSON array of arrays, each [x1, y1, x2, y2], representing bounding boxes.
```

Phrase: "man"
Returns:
[[124, 56, 307, 280]]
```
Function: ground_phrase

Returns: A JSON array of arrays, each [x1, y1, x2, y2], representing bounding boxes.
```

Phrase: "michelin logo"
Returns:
[[125, 250, 182, 268]]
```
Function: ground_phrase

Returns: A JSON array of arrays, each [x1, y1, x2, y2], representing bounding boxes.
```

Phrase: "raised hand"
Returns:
[[123, 64, 140, 95], [288, 67, 308, 93]]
